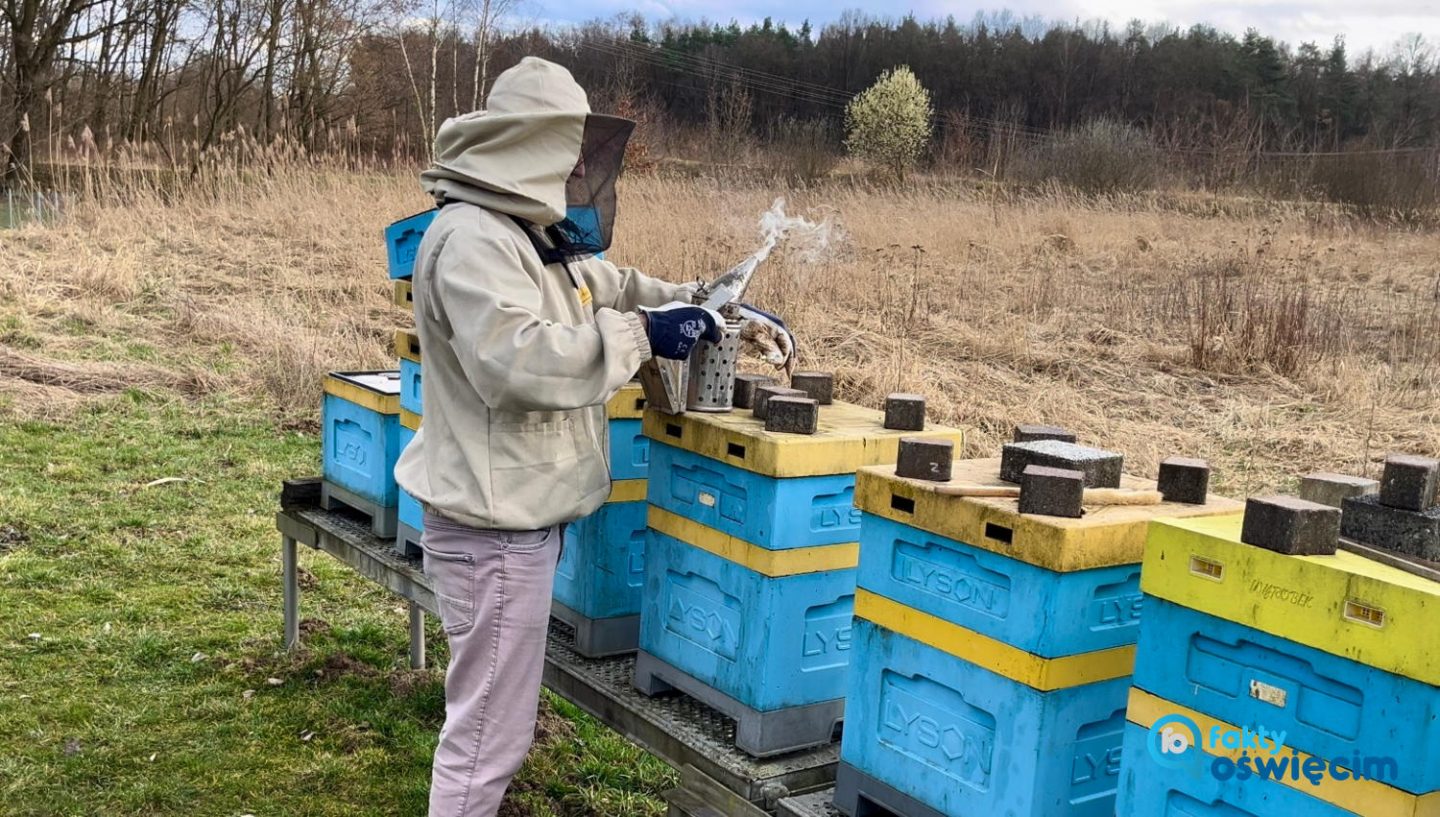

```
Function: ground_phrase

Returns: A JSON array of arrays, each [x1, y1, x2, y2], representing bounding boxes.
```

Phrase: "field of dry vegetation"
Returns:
[[4, 166, 1437, 490]]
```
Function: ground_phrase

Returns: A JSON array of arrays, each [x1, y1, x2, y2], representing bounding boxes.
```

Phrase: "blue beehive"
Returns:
[[1134, 596, 1440, 796], [648, 441, 862, 549], [322, 371, 401, 507], [641, 528, 857, 711], [608, 418, 649, 481], [384, 209, 436, 280], [549, 384, 652, 656], [395, 331, 422, 416], [840, 618, 1130, 817], [858, 514, 1144, 657], [833, 458, 1244, 817], [632, 402, 966, 758], [321, 371, 402, 536], [395, 412, 424, 556], [554, 500, 647, 613], [399, 359, 422, 416], [1117, 723, 1358, 817]]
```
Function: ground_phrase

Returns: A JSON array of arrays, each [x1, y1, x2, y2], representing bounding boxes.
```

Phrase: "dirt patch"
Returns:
[[533, 702, 577, 745], [297, 617, 329, 636], [297, 566, 319, 591], [386, 669, 436, 699], [312, 652, 378, 681], [496, 797, 535, 817], [0, 524, 29, 554]]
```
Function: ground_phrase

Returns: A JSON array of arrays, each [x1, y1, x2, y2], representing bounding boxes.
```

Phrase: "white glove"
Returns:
[[736, 303, 797, 376]]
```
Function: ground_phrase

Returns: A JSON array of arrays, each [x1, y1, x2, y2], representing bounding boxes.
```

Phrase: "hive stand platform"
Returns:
[[775, 789, 840, 817], [395, 522, 423, 559], [320, 479, 398, 538], [634, 649, 846, 759], [549, 599, 640, 659], [833, 763, 948, 817], [277, 484, 837, 815]]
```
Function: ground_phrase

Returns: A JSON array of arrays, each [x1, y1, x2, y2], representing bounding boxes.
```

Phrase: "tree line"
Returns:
[[3, 3, 1439, 183]]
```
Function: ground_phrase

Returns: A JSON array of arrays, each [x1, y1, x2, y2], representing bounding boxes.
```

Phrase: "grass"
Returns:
[[0, 398, 673, 816], [2, 160, 1438, 813]]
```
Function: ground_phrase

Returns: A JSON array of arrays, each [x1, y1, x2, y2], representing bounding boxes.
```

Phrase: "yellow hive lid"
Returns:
[[399, 408, 421, 431], [856, 458, 1244, 571], [394, 330, 421, 363], [1143, 515, 1440, 685], [642, 400, 965, 478], [605, 382, 647, 420], [323, 371, 401, 415]]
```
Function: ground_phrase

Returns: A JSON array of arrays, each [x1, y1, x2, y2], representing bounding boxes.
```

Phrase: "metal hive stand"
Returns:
[[276, 482, 838, 815]]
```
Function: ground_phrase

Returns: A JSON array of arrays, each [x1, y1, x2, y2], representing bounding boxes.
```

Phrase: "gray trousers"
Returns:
[[421, 511, 561, 817]]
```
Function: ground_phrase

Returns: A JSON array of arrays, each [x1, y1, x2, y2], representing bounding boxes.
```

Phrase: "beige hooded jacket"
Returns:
[[393, 57, 689, 531]]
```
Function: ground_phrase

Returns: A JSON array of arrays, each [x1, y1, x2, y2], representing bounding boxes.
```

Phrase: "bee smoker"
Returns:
[[684, 304, 744, 412], [639, 253, 763, 415]]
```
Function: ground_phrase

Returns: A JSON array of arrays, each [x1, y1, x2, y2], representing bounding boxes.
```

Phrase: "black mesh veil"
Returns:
[[549, 114, 635, 259]]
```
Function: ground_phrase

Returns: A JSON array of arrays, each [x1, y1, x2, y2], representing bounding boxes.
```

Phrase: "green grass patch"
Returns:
[[0, 400, 672, 815]]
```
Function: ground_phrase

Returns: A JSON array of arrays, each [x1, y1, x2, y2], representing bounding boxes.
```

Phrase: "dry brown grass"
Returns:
[[2, 167, 1437, 492]]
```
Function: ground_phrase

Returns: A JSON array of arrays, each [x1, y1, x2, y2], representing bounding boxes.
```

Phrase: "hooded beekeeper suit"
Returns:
[[394, 57, 707, 817]]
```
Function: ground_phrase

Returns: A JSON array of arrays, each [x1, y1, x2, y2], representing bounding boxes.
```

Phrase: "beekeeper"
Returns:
[[394, 57, 791, 817]]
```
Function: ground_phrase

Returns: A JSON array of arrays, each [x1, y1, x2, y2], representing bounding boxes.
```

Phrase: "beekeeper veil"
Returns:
[[551, 113, 633, 259], [420, 57, 634, 261]]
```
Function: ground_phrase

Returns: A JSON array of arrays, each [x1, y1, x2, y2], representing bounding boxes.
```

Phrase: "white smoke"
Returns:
[[753, 197, 839, 265]]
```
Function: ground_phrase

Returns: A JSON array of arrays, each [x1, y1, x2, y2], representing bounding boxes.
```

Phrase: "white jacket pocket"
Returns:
[[488, 413, 581, 506]]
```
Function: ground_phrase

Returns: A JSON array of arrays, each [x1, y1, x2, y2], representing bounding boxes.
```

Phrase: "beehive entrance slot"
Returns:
[[891, 494, 915, 514], [985, 523, 1013, 545], [727, 442, 746, 460]]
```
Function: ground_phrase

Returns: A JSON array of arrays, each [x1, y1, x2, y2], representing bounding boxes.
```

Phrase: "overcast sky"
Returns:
[[530, 1, 1438, 58]]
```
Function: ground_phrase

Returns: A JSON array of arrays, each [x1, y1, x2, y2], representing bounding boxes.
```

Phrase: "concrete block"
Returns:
[[999, 440, 1123, 488], [790, 371, 834, 405], [280, 477, 322, 510], [1299, 472, 1379, 508], [1341, 494, 1440, 560], [1158, 457, 1210, 505], [765, 397, 819, 435], [752, 386, 804, 421], [1240, 495, 1340, 556], [732, 373, 776, 409], [883, 393, 926, 431], [1379, 454, 1439, 512], [1018, 465, 1085, 518], [1013, 424, 1077, 444], [896, 437, 953, 482]]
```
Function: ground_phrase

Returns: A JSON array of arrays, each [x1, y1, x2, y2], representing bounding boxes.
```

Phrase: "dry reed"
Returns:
[[2, 160, 1437, 493]]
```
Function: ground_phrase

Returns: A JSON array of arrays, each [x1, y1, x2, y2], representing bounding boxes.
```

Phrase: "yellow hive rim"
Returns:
[[647, 506, 857, 576], [854, 589, 1135, 691], [323, 374, 400, 415]]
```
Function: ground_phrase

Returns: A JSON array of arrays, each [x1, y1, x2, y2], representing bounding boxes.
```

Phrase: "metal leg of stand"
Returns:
[[408, 601, 426, 669], [283, 536, 300, 651]]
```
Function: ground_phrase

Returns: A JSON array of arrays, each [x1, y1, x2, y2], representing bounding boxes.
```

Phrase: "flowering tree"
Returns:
[[845, 66, 934, 183]]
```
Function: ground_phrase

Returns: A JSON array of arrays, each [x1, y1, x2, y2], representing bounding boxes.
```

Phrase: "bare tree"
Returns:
[[126, 0, 183, 141], [2, 0, 130, 180], [191, 0, 267, 157], [468, 0, 511, 109]]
